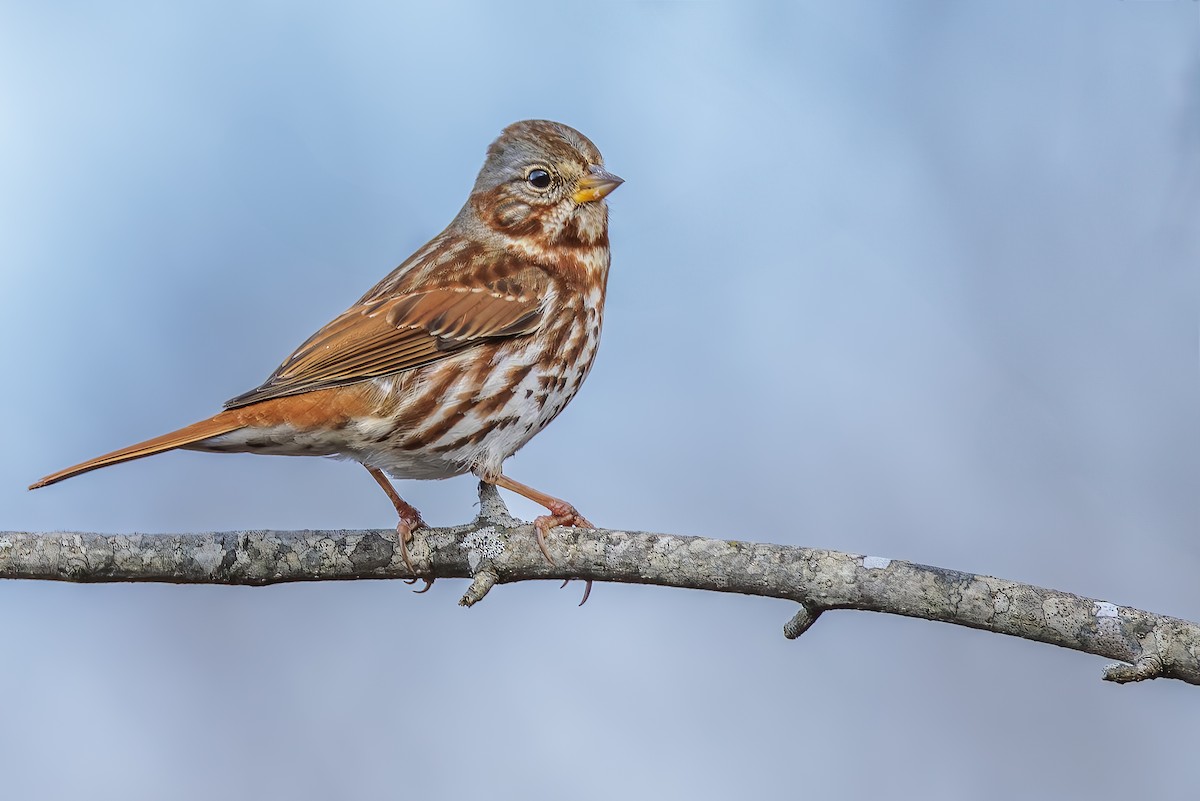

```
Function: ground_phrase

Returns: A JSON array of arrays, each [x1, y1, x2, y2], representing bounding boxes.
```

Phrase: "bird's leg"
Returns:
[[489, 473, 595, 606], [364, 466, 430, 589], [487, 474, 594, 603], [489, 474, 593, 564]]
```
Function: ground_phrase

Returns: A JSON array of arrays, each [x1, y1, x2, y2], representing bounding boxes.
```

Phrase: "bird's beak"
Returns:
[[572, 165, 624, 204]]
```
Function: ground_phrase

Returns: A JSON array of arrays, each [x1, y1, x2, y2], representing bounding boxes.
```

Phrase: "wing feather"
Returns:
[[225, 276, 547, 409]]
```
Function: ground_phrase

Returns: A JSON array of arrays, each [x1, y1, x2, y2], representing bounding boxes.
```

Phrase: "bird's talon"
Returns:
[[533, 521, 558, 566], [395, 519, 423, 577], [559, 577, 593, 605], [413, 578, 435, 594]]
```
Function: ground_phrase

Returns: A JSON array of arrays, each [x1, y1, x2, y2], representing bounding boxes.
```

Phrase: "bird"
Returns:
[[30, 119, 622, 578]]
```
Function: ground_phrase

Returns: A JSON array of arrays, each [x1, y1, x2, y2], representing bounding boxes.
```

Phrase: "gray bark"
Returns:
[[4, 483, 1196, 686]]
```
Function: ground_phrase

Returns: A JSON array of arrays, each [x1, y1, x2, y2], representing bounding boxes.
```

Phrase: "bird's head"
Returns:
[[466, 119, 623, 249]]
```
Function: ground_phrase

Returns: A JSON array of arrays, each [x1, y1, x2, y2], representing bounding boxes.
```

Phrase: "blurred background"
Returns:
[[3, 2, 1198, 798]]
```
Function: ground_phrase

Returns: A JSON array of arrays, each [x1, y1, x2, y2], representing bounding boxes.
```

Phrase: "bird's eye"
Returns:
[[526, 168, 552, 190]]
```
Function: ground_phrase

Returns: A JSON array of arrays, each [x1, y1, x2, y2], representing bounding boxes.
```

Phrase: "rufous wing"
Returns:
[[224, 282, 546, 408]]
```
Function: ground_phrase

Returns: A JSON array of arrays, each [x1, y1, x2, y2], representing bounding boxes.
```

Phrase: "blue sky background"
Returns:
[[2, 2, 1198, 798]]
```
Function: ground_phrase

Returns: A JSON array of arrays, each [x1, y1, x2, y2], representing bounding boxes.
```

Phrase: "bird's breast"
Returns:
[[352, 286, 603, 479]]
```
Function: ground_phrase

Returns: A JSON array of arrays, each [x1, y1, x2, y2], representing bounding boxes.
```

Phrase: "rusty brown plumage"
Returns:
[[30, 119, 623, 580]]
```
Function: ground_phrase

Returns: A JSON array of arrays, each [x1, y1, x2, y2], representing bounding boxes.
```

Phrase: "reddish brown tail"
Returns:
[[28, 413, 245, 490]]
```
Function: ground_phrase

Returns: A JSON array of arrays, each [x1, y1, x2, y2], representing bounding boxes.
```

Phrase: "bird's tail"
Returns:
[[29, 413, 245, 490]]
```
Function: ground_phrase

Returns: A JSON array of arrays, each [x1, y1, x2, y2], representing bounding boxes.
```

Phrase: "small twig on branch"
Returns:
[[3, 483, 1197, 685]]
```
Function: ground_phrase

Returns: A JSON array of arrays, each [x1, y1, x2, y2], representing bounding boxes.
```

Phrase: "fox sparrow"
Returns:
[[30, 119, 622, 576]]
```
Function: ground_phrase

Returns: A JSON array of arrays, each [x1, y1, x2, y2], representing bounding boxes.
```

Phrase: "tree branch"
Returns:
[[4, 483, 1197, 686]]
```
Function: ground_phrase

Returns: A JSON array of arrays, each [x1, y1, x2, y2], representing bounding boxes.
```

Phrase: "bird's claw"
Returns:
[[531, 502, 593, 565], [395, 515, 427, 580], [536, 502, 594, 605]]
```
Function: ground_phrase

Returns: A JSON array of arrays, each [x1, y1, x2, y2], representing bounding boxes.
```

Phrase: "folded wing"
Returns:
[[225, 279, 546, 408]]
